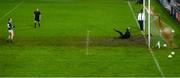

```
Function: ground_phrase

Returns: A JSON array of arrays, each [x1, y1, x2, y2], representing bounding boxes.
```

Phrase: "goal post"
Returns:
[[143, 0, 151, 48], [148, 0, 151, 48]]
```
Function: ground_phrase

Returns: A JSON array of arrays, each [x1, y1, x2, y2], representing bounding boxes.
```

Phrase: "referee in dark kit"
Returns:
[[34, 8, 41, 28]]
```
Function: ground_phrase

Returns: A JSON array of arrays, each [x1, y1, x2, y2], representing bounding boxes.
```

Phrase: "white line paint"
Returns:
[[128, 1, 139, 27], [150, 49, 165, 77], [128, 1, 165, 77], [0, 1, 24, 20], [86, 30, 90, 55]]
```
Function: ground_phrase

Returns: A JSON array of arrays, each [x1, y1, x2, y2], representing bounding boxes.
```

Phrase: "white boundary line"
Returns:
[[128, 1, 139, 27], [0, 1, 24, 20], [128, 1, 165, 77], [86, 30, 90, 55]]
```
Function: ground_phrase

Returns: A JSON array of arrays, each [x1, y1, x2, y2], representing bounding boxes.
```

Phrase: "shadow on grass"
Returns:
[[0, 36, 146, 47]]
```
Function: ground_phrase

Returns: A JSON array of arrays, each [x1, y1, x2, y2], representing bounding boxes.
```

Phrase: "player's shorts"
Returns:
[[35, 18, 40, 22], [8, 30, 13, 33]]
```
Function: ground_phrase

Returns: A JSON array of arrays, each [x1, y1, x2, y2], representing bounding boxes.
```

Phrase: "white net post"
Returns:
[[144, 0, 151, 47], [143, 0, 146, 32], [148, 0, 151, 48]]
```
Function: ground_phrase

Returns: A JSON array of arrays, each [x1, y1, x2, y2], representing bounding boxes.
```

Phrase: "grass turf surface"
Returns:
[[0, 0, 180, 77]]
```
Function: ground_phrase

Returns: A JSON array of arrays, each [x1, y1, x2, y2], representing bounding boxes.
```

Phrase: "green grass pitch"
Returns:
[[0, 0, 180, 77]]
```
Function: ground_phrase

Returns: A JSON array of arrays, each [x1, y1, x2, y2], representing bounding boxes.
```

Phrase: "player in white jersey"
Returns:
[[7, 18, 15, 43]]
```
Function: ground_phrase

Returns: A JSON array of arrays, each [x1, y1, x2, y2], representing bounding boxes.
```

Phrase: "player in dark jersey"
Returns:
[[136, 0, 143, 4], [34, 8, 41, 28], [114, 27, 131, 39], [7, 18, 15, 43]]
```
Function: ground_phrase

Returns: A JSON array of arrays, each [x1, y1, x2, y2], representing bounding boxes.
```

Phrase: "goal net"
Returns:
[[143, 0, 177, 49]]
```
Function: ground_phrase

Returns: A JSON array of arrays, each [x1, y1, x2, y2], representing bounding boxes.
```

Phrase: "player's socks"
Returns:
[[34, 23, 36, 28], [6, 40, 9, 43], [38, 23, 40, 27]]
